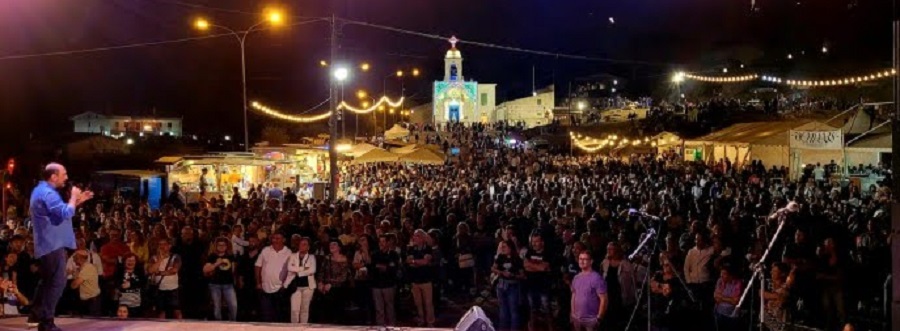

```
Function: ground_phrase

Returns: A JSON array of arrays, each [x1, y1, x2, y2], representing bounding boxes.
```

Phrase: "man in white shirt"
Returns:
[[684, 233, 715, 313], [68, 250, 101, 316], [255, 232, 291, 322], [684, 233, 714, 284], [66, 238, 102, 281]]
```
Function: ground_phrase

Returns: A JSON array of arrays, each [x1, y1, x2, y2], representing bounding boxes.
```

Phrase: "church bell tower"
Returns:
[[444, 36, 463, 82]]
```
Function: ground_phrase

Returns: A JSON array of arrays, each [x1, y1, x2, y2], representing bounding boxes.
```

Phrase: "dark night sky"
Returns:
[[0, 0, 894, 149]]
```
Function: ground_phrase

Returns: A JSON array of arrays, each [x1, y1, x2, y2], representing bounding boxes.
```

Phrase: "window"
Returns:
[[168, 122, 173, 128], [450, 64, 458, 81], [481, 93, 488, 106], [115, 121, 120, 128], [537, 98, 542, 106]]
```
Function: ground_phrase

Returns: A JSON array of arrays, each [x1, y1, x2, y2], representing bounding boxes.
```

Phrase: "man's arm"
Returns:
[[43, 191, 77, 226], [598, 293, 608, 320]]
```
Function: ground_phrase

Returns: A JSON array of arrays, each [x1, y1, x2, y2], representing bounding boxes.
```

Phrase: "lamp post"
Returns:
[[355, 89, 369, 138], [194, 9, 284, 152], [671, 72, 685, 104], [380, 68, 419, 131]]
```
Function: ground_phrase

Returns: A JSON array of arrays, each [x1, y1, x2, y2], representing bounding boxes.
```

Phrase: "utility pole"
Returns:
[[327, 15, 340, 202], [892, 0, 900, 327]]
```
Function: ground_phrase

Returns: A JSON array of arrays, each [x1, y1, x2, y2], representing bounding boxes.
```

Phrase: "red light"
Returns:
[[5, 159, 13, 174]]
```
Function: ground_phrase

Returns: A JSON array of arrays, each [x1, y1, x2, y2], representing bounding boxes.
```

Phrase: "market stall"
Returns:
[[160, 154, 277, 203]]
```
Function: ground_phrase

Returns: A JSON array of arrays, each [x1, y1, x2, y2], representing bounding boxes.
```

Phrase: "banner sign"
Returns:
[[789, 130, 842, 149]]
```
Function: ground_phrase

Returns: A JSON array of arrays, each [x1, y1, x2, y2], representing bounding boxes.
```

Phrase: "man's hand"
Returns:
[[76, 190, 95, 206], [69, 186, 83, 205]]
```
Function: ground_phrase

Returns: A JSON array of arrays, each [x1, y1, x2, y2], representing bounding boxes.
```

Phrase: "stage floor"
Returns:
[[0, 317, 452, 331]]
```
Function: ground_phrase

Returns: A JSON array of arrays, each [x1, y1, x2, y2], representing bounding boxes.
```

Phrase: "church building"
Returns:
[[432, 36, 497, 125]]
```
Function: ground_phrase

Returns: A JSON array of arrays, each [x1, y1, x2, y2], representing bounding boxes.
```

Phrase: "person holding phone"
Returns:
[[29, 163, 94, 331]]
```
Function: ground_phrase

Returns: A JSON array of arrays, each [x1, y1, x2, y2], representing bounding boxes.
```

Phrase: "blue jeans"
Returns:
[[208, 283, 238, 321], [30, 248, 67, 326], [496, 280, 521, 330], [526, 284, 549, 314]]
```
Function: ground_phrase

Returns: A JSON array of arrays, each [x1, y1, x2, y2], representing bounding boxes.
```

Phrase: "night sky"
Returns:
[[0, 0, 894, 148]]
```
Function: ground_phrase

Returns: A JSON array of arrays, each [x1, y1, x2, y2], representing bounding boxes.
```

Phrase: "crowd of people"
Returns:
[[1, 122, 892, 331]]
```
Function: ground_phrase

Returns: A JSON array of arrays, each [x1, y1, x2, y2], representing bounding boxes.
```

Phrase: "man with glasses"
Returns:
[[570, 251, 608, 331]]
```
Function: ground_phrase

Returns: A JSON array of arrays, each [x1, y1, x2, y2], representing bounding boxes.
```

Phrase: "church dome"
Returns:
[[445, 48, 462, 59]]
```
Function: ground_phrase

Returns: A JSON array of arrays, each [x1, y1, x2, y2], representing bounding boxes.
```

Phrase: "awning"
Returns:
[[399, 148, 445, 165], [155, 156, 183, 164], [351, 149, 400, 164]]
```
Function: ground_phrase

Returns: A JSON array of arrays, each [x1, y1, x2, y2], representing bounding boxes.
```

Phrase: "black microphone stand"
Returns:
[[624, 212, 665, 331]]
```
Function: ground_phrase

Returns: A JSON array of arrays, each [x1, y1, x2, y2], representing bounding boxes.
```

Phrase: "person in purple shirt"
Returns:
[[28, 163, 93, 331], [570, 251, 608, 331]]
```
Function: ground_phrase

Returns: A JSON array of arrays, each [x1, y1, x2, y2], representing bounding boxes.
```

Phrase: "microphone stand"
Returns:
[[624, 213, 663, 331], [732, 215, 788, 320]]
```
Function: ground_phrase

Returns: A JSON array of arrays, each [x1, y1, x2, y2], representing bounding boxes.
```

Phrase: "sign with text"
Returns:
[[789, 130, 843, 149]]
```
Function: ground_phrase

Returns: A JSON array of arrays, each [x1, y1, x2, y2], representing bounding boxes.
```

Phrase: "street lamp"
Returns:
[[194, 8, 284, 152], [672, 72, 685, 103], [333, 67, 349, 81]]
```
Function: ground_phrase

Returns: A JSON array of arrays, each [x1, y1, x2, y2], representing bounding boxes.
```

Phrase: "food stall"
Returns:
[[254, 145, 331, 200], [158, 154, 277, 203]]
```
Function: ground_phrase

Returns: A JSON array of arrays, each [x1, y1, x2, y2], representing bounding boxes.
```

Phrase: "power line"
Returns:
[[0, 18, 327, 62], [139, 0, 323, 20], [142, 0, 261, 16], [339, 18, 680, 67]]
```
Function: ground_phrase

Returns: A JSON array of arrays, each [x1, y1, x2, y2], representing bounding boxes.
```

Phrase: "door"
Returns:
[[449, 104, 461, 122]]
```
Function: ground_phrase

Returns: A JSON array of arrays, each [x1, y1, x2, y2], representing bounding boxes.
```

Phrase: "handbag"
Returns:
[[458, 253, 475, 269], [147, 255, 174, 302]]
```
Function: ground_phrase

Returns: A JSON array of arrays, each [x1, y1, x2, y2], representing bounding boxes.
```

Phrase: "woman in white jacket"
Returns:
[[599, 242, 638, 328], [286, 236, 317, 324]]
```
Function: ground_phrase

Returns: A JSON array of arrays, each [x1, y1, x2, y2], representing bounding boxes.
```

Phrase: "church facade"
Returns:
[[432, 37, 497, 125], [429, 36, 553, 128]]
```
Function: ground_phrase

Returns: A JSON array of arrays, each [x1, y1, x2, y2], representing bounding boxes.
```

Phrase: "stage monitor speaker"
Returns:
[[455, 306, 495, 331]]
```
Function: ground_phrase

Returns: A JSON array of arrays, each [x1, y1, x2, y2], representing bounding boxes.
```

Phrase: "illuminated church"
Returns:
[[432, 36, 497, 125], [428, 36, 554, 127]]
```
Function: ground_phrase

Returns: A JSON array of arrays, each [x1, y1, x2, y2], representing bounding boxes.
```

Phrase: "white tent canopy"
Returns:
[[391, 144, 420, 154], [384, 124, 411, 140], [351, 148, 400, 164], [344, 143, 378, 157], [399, 148, 445, 165]]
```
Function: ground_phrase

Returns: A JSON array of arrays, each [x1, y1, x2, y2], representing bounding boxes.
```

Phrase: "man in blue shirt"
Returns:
[[29, 163, 93, 331]]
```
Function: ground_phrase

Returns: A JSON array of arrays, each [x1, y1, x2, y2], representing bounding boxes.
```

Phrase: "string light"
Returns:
[[783, 69, 896, 87], [569, 132, 656, 153], [252, 96, 404, 123], [686, 69, 895, 87], [683, 73, 757, 83], [250, 101, 332, 123], [338, 96, 404, 114]]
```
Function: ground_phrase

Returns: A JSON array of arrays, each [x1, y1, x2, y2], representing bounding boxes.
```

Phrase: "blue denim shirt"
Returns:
[[30, 181, 76, 258]]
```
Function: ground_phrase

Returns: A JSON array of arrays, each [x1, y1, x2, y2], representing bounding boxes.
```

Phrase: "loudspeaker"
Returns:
[[455, 306, 495, 331]]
